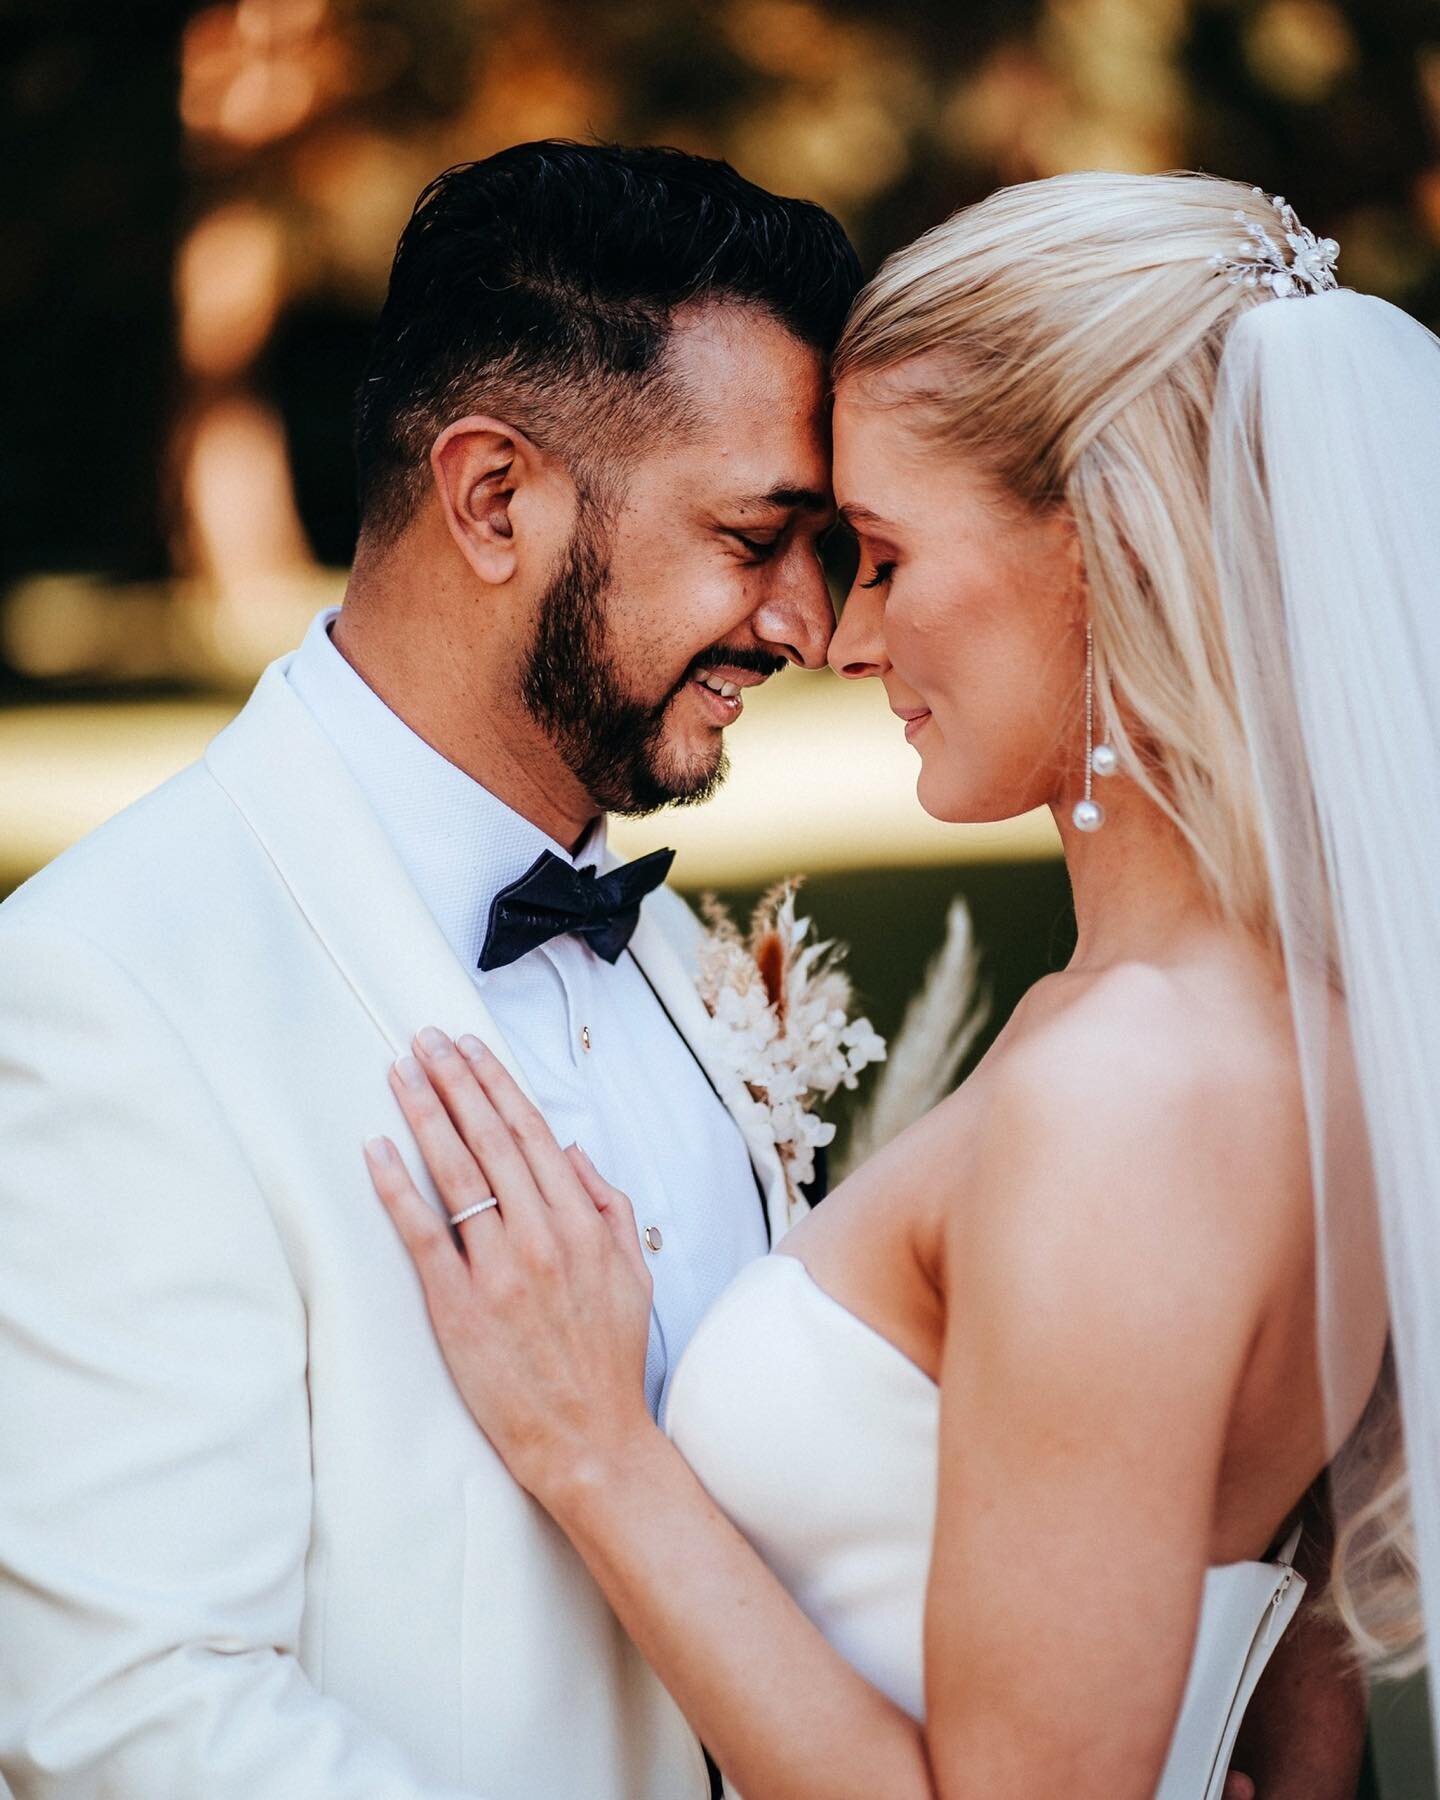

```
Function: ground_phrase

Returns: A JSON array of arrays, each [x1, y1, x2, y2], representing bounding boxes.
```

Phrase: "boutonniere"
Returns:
[[695, 881, 886, 1221]]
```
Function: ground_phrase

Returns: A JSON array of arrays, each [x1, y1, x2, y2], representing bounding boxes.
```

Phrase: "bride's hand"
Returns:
[[364, 1028, 657, 1504]]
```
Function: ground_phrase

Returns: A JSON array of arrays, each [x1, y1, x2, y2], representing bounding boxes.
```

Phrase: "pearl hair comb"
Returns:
[[1210, 188, 1340, 298]]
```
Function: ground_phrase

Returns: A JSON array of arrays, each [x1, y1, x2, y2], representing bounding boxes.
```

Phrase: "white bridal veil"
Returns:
[[1210, 287, 1440, 1741]]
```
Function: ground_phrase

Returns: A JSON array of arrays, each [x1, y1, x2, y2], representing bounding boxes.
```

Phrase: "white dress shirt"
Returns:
[[287, 607, 768, 1415]]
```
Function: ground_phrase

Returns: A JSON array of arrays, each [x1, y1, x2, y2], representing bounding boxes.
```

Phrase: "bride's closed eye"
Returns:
[[859, 561, 896, 590]]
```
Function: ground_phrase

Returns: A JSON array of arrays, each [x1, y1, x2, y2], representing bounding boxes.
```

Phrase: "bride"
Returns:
[[364, 172, 1437, 1797]]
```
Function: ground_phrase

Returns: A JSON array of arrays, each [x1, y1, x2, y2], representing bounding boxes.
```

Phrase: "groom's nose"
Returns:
[[749, 553, 834, 670]]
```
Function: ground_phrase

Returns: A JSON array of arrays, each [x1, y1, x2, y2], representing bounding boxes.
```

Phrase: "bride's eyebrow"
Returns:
[[837, 502, 894, 532]]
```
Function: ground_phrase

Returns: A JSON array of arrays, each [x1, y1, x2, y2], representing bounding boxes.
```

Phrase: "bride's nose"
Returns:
[[827, 582, 890, 681]]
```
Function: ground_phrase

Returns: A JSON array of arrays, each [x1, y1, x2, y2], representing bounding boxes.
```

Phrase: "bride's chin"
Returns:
[[912, 752, 964, 823], [914, 763, 1025, 827], [914, 777, 981, 826]]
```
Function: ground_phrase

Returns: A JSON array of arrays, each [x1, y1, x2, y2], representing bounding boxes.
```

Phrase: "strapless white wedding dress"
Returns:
[[665, 1253, 1304, 1799]]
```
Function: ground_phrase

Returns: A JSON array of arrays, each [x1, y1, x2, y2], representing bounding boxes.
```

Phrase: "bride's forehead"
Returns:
[[831, 389, 948, 497]]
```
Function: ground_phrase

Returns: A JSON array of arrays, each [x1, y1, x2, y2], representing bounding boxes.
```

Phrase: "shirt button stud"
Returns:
[[580, 1025, 592, 1052], [643, 1225, 663, 1253]]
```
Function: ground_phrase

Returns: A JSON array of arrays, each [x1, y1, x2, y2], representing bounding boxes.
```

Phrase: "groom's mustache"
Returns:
[[686, 646, 789, 682]]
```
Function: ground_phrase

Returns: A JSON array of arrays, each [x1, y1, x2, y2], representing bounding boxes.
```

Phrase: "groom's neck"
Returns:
[[332, 554, 600, 854]]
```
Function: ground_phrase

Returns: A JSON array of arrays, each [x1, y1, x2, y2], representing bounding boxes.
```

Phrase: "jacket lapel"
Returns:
[[204, 658, 538, 1100], [625, 901, 796, 1246], [207, 655, 795, 1241]]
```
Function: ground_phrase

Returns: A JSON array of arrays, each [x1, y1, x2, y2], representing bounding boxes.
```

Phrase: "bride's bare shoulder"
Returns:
[[935, 954, 1307, 1291]]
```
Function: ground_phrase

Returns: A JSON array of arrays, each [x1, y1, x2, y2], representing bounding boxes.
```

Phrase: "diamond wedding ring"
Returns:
[[448, 1198, 499, 1227]]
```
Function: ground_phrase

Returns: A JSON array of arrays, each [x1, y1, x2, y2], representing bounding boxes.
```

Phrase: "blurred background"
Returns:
[[2, 0, 1437, 1789]]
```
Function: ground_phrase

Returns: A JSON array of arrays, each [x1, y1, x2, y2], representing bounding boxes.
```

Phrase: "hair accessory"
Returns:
[[1211, 189, 1340, 298]]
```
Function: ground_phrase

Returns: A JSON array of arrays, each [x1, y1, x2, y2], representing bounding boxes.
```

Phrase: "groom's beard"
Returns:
[[521, 510, 728, 818]]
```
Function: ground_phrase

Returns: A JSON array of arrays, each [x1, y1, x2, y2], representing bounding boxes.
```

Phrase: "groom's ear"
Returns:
[[429, 415, 561, 587]]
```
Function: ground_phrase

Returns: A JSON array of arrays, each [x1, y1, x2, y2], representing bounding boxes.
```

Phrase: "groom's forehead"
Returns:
[[664, 300, 828, 413], [662, 440, 834, 519], [633, 433, 833, 519], [616, 304, 834, 514]]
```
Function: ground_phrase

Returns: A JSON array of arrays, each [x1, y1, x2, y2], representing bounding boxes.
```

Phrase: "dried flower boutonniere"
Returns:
[[696, 880, 886, 1223]]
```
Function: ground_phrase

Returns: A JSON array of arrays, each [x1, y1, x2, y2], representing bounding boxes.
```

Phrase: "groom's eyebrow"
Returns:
[[738, 486, 831, 514]]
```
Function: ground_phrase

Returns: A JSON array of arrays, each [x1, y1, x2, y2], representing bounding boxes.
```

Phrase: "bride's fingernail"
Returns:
[[365, 1136, 396, 1165], [395, 1055, 427, 1089], [457, 1034, 485, 1061], [416, 1026, 452, 1057]]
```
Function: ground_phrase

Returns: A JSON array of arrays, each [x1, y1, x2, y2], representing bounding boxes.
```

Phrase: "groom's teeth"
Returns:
[[698, 674, 741, 698]]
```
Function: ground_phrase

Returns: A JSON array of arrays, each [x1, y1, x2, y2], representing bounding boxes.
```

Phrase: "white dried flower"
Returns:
[[696, 881, 886, 1217]]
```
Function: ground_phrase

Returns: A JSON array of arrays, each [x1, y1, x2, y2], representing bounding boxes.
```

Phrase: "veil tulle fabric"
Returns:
[[1210, 288, 1440, 1730]]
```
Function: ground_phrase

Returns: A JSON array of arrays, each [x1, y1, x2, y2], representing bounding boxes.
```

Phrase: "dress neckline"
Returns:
[[771, 1252, 939, 1396], [767, 1253, 1300, 1579]]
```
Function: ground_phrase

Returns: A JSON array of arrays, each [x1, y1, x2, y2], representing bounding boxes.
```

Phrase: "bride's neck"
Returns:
[[1054, 777, 1222, 971]]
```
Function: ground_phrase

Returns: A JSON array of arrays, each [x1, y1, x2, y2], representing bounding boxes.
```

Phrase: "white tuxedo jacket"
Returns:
[[0, 656, 791, 1798]]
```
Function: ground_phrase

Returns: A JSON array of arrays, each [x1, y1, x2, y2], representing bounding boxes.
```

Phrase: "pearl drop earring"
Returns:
[[1072, 624, 1115, 832]]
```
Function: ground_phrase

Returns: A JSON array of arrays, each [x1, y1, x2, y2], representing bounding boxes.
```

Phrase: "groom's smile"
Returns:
[[683, 652, 787, 727], [687, 667, 767, 724]]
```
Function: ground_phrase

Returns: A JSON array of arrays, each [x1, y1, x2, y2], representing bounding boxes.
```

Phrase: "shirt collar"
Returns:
[[285, 606, 608, 974]]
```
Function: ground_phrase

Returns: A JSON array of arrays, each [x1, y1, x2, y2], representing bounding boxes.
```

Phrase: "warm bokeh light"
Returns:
[[182, 393, 312, 583], [289, 128, 434, 296], [725, 3, 915, 207], [1420, 48, 1440, 141], [177, 201, 285, 377], [1417, 167, 1440, 244], [943, 46, 1068, 179], [1034, 0, 1189, 173], [181, 0, 344, 147], [445, 19, 614, 162], [1244, 0, 1357, 102]]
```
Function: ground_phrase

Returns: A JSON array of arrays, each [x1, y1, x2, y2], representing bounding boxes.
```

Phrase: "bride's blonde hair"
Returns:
[[834, 169, 1418, 1674]]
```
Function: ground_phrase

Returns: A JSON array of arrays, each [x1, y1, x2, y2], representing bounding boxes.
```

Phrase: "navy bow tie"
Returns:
[[478, 846, 676, 973]]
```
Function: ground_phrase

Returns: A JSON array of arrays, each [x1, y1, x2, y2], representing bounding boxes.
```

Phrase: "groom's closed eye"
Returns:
[[716, 485, 833, 562], [722, 528, 783, 562]]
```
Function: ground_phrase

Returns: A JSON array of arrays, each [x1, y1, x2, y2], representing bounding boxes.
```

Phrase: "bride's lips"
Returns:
[[892, 704, 932, 743], [686, 666, 773, 725]]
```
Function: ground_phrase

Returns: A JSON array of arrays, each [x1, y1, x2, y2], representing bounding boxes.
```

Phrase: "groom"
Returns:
[[0, 140, 1363, 1798], [0, 142, 852, 1798]]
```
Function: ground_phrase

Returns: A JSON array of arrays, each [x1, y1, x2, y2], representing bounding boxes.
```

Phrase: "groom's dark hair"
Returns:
[[352, 140, 862, 545]]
